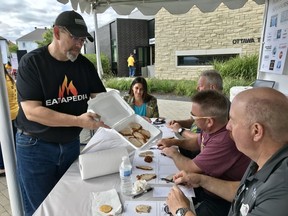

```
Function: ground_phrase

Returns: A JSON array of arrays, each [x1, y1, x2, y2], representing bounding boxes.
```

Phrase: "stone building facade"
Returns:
[[154, 0, 265, 80]]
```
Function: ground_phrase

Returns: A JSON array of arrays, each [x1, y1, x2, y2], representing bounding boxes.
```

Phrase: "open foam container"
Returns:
[[87, 90, 162, 150]]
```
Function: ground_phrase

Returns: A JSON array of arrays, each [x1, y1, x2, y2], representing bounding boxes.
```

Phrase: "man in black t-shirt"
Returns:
[[15, 11, 108, 216]]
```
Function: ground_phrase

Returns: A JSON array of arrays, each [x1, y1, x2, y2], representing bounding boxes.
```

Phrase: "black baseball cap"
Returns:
[[54, 10, 94, 42]]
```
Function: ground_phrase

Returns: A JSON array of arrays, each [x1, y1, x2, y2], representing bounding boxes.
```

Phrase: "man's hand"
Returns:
[[167, 120, 177, 128], [167, 121, 182, 133], [166, 185, 193, 216], [77, 112, 110, 130], [173, 170, 202, 188], [161, 146, 179, 158], [173, 170, 239, 202], [171, 122, 182, 133], [157, 138, 177, 150]]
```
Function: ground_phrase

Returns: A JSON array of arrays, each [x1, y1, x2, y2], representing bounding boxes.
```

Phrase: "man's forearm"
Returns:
[[171, 153, 202, 173], [24, 105, 80, 127], [179, 136, 199, 152], [200, 175, 239, 202]]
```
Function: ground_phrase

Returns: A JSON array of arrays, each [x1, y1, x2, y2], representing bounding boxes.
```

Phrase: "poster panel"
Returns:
[[260, 0, 288, 74]]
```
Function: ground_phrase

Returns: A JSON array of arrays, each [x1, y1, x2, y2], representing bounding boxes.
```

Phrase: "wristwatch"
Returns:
[[178, 127, 185, 136], [175, 207, 190, 216]]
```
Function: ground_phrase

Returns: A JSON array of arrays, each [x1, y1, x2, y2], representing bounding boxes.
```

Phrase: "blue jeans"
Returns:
[[129, 66, 135, 77], [16, 132, 80, 216]]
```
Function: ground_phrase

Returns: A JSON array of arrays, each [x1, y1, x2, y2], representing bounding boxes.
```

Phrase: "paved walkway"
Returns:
[[0, 99, 191, 216]]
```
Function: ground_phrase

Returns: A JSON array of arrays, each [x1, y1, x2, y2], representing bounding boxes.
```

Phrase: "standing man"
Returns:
[[15, 10, 108, 216], [127, 53, 135, 77]]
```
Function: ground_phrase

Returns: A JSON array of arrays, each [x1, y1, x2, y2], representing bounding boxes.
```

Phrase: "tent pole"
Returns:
[[0, 53, 24, 215], [93, 9, 104, 79]]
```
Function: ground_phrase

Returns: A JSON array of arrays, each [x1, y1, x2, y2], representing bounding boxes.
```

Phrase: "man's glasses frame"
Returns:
[[190, 112, 215, 120], [58, 26, 87, 44]]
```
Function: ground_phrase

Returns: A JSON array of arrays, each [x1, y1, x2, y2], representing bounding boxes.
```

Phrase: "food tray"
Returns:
[[88, 91, 162, 149]]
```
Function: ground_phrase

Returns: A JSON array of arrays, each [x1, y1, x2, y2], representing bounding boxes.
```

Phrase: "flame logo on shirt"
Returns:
[[58, 75, 78, 98]]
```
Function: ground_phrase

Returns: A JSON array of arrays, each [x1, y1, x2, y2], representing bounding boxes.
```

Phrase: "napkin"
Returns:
[[91, 188, 122, 216], [79, 146, 128, 180], [81, 127, 128, 154]]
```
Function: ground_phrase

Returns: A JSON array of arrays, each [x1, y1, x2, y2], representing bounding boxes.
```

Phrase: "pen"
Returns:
[[160, 177, 174, 183], [160, 178, 186, 186]]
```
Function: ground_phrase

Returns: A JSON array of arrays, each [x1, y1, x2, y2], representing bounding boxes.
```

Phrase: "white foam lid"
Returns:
[[87, 90, 134, 128]]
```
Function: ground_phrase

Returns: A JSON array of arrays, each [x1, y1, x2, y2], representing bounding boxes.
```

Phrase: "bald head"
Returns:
[[234, 87, 288, 144]]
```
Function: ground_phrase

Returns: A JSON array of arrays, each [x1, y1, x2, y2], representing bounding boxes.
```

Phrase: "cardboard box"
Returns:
[[87, 90, 162, 150]]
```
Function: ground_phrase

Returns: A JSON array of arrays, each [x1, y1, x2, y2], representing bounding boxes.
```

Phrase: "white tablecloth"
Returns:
[[33, 123, 194, 216], [33, 159, 170, 216]]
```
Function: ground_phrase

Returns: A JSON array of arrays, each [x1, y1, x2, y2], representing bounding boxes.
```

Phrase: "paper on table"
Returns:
[[124, 201, 165, 216], [132, 149, 179, 184], [82, 127, 128, 154], [153, 185, 195, 198], [156, 124, 176, 138], [91, 188, 122, 216]]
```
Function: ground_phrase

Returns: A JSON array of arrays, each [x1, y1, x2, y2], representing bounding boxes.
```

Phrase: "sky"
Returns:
[[0, 0, 124, 43]]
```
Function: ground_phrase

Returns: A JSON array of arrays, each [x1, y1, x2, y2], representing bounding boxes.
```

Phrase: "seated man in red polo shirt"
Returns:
[[157, 90, 250, 216]]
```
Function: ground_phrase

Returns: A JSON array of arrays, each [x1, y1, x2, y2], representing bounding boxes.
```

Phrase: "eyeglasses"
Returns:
[[190, 112, 215, 120], [59, 26, 87, 44]]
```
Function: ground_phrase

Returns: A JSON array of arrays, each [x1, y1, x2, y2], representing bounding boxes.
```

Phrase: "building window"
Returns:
[[177, 54, 238, 66], [176, 48, 242, 66]]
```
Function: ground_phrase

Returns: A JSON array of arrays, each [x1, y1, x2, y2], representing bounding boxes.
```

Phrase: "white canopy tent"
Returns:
[[1, 0, 268, 215], [57, 0, 265, 78], [58, 0, 265, 15]]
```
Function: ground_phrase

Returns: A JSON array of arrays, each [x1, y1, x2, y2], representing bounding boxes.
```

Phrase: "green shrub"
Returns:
[[104, 78, 131, 91], [104, 78, 198, 96], [104, 54, 257, 97], [104, 77, 253, 97], [222, 77, 252, 96], [147, 79, 177, 93], [174, 80, 197, 97], [213, 54, 258, 81], [83, 53, 113, 78]]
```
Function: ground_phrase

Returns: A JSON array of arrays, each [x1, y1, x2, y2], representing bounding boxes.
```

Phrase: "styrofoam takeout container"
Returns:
[[87, 90, 162, 150]]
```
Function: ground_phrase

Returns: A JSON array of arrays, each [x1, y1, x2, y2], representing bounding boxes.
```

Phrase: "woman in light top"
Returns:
[[123, 77, 159, 121]]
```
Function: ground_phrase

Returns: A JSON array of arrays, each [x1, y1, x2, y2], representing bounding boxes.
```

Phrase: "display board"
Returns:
[[259, 0, 288, 95]]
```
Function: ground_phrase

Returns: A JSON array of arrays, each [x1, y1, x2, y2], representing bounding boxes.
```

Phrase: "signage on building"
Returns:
[[149, 38, 155, 45], [260, 0, 288, 74], [232, 37, 261, 44]]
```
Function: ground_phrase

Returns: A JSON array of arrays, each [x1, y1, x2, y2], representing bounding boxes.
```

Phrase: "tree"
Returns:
[[8, 43, 18, 53], [36, 27, 53, 47]]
